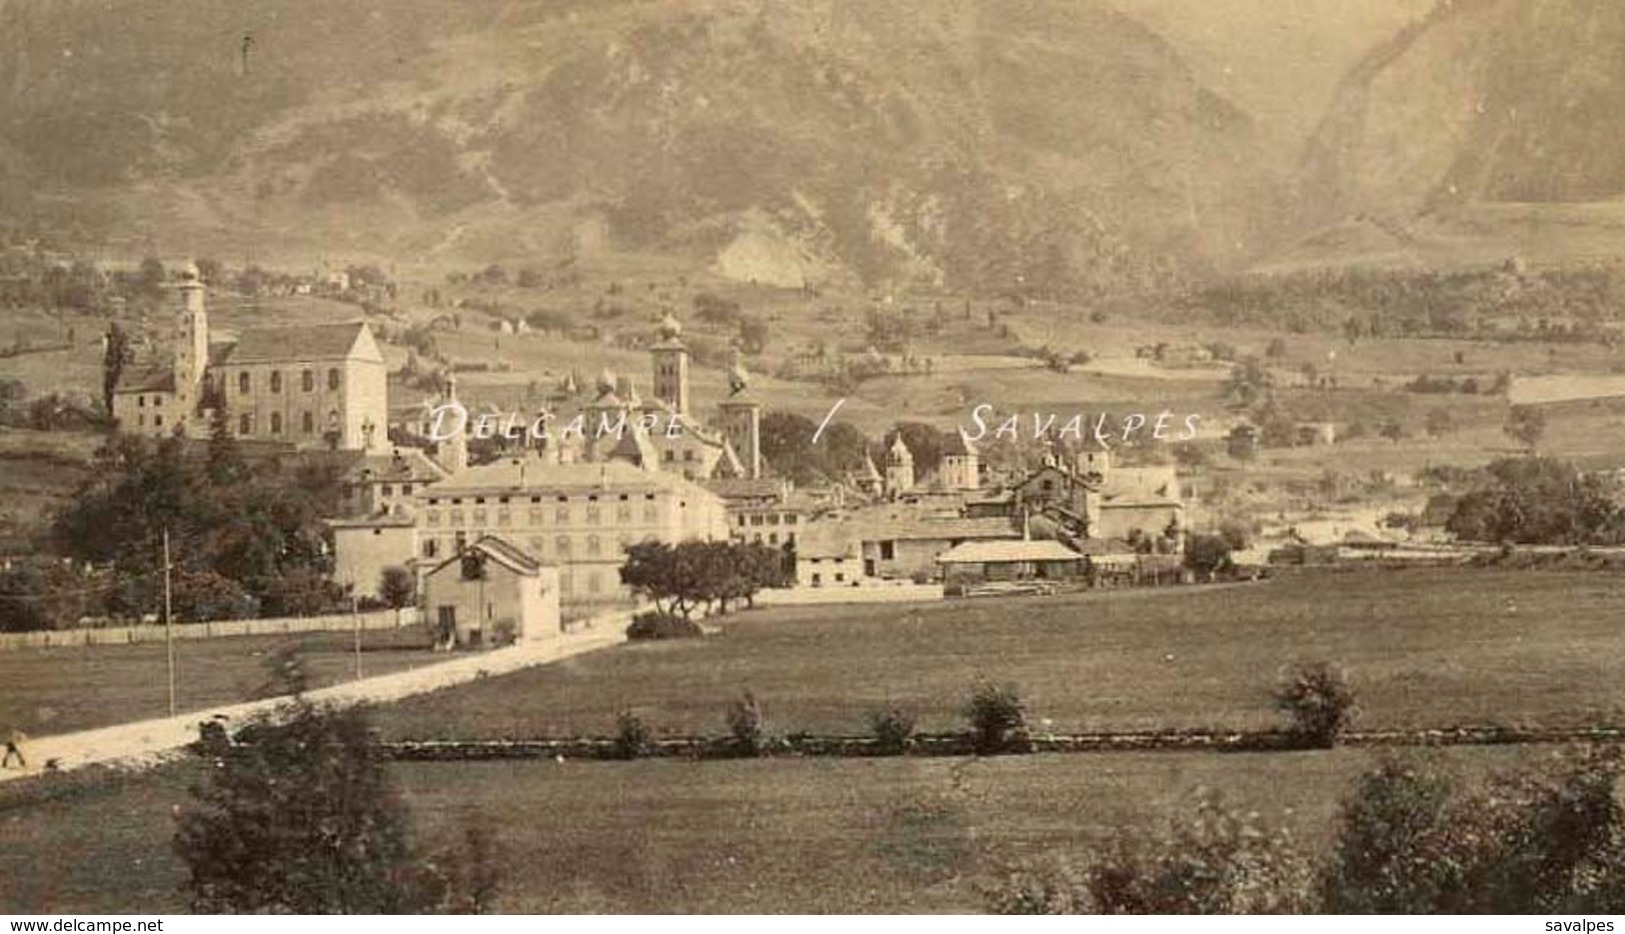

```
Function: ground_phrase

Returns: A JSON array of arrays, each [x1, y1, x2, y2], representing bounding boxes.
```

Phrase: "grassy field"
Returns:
[[0, 744, 1555, 914], [0, 626, 435, 738], [375, 569, 1625, 742]]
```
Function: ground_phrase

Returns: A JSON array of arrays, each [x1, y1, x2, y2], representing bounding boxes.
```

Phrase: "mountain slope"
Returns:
[[0, 0, 1274, 291], [1285, 0, 1625, 266]]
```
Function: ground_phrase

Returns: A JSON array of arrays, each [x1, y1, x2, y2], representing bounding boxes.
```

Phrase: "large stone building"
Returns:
[[332, 454, 731, 606], [112, 263, 388, 451]]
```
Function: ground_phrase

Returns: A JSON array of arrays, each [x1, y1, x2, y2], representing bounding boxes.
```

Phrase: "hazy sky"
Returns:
[[1112, 0, 1437, 144]]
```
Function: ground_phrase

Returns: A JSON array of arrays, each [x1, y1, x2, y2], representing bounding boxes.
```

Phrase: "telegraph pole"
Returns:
[[162, 527, 176, 718]]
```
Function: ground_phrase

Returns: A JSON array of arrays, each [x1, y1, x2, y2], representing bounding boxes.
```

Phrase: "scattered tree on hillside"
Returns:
[[1424, 408, 1454, 438], [1505, 405, 1546, 453]]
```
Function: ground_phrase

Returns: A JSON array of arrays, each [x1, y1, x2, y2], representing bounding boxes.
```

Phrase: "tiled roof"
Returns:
[[427, 455, 718, 498], [703, 477, 789, 501], [942, 428, 978, 456], [214, 322, 373, 364], [345, 447, 450, 485], [936, 539, 1083, 564], [114, 368, 176, 394]]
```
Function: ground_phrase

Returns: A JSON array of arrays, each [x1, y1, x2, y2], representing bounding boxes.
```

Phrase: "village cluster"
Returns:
[[108, 267, 1187, 646]]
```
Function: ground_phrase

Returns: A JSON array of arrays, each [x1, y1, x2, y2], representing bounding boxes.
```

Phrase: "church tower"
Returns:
[[885, 434, 915, 497], [436, 375, 469, 474], [650, 312, 690, 416], [718, 355, 762, 479], [172, 261, 209, 411], [941, 428, 981, 490]]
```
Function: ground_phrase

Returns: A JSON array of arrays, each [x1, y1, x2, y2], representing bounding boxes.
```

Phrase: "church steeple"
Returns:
[[436, 374, 468, 474], [173, 261, 208, 403], [650, 312, 690, 416]]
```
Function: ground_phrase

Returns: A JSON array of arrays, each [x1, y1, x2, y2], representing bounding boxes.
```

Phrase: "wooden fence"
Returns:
[[0, 607, 422, 652]]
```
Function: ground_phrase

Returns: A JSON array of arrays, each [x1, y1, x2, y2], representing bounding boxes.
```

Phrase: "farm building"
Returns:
[[422, 536, 560, 648], [935, 539, 1084, 585]]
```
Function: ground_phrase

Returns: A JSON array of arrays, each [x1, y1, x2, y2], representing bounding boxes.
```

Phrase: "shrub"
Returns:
[[489, 618, 517, 648], [174, 691, 502, 913], [1322, 752, 1625, 913], [868, 707, 917, 755], [990, 792, 1313, 914], [1273, 662, 1355, 748], [625, 611, 705, 641], [726, 691, 766, 757], [964, 681, 1030, 755], [613, 710, 652, 760]]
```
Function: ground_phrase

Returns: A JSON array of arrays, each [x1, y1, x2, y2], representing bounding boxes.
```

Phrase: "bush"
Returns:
[[612, 710, 652, 760], [174, 691, 501, 913], [625, 611, 705, 641], [964, 681, 1030, 755], [489, 618, 517, 648], [1273, 662, 1355, 748], [726, 691, 766, 757], [1322, 752, 1625, 913], [991, 792, 1312, 914], [868, 707, 917, 755]]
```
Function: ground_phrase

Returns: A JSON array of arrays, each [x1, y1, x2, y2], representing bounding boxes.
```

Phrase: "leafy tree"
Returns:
[[868, 707, 917, 755], [176, 688, 501, 913], [1322, 752, 1625, 913], [194, 257, 223, 285], [1183, 533, 1233, 582], [1444, 457, 1623, 545], [738, 316, 770, 355], [993, 792, 1312, 914], [1273, 662, 1355, 748], [378, 567, 416, 610], [1505, 405, 1547, 453], [883, 422, 950, 478], [1424, 408, 1454, 438], [137, 257, 167, 300], [0, 560, 93, 632], [964, 681, 1029, 755], [170, 567, 258, 622], [1223, 357, 1274, 408], [53, 438, 345, 620], [613, 710, 653, 760], [101, 323, 132, 418], [725, 690, 766, 756]]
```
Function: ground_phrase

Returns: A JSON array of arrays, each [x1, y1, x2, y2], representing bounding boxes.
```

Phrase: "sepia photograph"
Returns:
[[4, 0, 1625, 919]]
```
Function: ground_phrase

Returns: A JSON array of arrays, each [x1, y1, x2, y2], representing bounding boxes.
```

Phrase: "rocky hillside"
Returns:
[[1287, 0, 1625, 267], [0, 0, 1277, 292]]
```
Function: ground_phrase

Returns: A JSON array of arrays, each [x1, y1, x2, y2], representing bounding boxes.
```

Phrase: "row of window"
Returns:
[[427, 492, 657, 506], [425, 504, 658, 528], [237, 368, 342, 395], [423, 534, 633, 560], [237, 410, 338, 435], [134, 395, 162, 408], [736, 531, 794, 546], [136, 413, 164, 429], [736, 512, 799, 527]]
